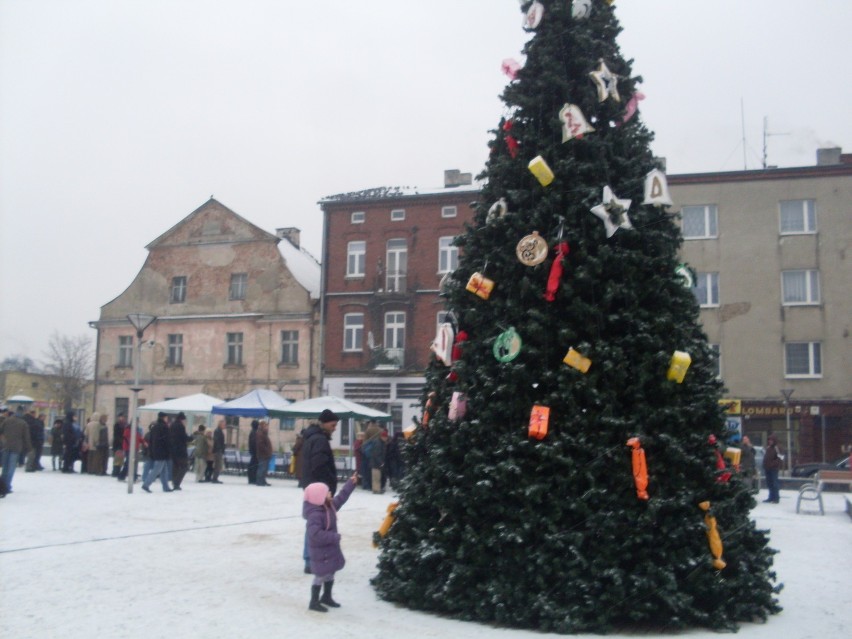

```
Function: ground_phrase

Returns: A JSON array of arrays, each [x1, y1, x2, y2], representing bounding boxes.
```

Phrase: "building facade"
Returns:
[[319, 173, 477, 439], [89, 199, 321, 450]]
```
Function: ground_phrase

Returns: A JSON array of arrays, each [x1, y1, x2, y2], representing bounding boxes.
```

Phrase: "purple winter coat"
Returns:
[[303, 478, 356, 576]]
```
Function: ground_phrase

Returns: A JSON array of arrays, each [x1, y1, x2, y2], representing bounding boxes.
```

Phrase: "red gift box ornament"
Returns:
[[528, 405, 550, 440]]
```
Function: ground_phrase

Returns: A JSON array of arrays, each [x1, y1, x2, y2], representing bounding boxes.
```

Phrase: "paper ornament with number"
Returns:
[[559, 103, 595, 142], [487, 197, 508, 223], [528, 155, 555, 186], [590, 185, 632, 238], [430, 323, 455, 366], [528, 404, 550, 440], [667, 350, 691, 383], [516, 231, 548, 266], [466, 272, 495, 299], [563, 347, 592, 373], [523, 1, 544, 30], [589, 60, 620, 103], [493, 327, 523, 362], [643, 168, 673, 207], [571, 0, 592, 19]]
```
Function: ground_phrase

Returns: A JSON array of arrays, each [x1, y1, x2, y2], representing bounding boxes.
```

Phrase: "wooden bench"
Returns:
[[796, 470, 852, 516]]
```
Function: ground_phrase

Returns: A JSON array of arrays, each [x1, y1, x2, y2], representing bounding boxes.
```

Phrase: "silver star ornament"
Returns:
[[590, 186, 633, 238]]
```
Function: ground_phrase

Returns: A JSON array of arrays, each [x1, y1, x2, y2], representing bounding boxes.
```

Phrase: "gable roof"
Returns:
[[278, 237, 321, 300]]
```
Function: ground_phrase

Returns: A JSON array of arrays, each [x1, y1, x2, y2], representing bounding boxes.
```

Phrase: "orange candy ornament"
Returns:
[[626, 437, 649, 500]]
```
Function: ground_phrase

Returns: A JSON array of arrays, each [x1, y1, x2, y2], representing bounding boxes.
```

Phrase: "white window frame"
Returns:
[[118, 336, 133, 367], [681, 204, 718, 239], [229, 273, 247, 300], [167, 334, 183, 366], [694, 272, 719, 307], [784, 342, 822, 378], [384, 311, 406, 350], [343, 313, 364, 352], [779, 199, 816, 235], [390, 208, 406, 221], [280, 330, 299, 365], [782, 270, 820, 305], [170, 276, 187, 303], [438, 236, 458, 273], [386, 238, 407, 293], [441, 205, 457, 218], [350, 211, 365, 224], [346, 241, 366, 278], [226, 332, 244, 365]]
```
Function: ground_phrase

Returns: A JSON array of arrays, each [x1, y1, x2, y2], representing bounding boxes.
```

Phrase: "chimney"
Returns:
[[444, 169, 472, 188], [276, 227, 301, 248], [816, 147, 842, 166]]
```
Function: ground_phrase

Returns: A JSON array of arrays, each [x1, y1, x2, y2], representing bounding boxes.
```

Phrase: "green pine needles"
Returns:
[[372, 0, 781, 633]]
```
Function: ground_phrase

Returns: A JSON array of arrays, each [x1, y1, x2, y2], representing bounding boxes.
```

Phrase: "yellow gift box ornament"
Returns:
[[373, 501, 399, 548], [563, 347, 592, 373], [528, 155, 555, 186], [666, 350, 691, 383], [466, 272, 495, 300]]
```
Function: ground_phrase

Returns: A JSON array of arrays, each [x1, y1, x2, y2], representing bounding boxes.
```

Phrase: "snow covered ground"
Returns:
[[1, 468, 850, 639]]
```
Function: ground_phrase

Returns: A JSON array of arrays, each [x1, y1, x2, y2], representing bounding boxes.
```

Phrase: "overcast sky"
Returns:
[[1, 0, 850, 366]]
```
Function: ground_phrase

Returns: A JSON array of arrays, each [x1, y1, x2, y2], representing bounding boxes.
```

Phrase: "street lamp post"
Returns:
[[126, 313, 156, 494], [781, 388, 794, 474]]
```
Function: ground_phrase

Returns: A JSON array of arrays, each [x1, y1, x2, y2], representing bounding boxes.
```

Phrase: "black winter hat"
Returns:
[[319, 409, 340, 423]]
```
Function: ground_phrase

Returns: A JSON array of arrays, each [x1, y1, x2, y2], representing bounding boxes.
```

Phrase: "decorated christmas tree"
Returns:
[[372, 0, 780, 634]]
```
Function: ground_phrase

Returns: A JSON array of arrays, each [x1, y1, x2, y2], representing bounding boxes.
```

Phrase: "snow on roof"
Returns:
[[278, 238, 321, 300], [319, 182, 482, 204]]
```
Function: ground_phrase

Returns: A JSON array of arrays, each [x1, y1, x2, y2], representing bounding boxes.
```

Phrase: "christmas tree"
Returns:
[[372, 0, 780, 634]]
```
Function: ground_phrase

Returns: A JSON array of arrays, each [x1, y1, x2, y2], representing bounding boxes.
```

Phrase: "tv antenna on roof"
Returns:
[[762, 116, 790, 169]]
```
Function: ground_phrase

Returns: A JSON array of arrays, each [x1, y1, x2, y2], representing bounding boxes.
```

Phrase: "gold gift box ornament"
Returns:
[[466, 272, 495, 300], [528, 155, 555, 186], [667, 350, 691, 383], [563, 347, 592, 373]]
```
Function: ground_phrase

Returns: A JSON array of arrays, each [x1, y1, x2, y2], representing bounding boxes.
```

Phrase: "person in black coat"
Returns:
[[247, 420, 259, 484], [142, 413, 173, 493], [168, 412, 193, 490], [61, 411, 78, 473]]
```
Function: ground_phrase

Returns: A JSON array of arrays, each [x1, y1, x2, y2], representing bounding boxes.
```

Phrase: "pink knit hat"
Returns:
[[304, 482, 330, 506]]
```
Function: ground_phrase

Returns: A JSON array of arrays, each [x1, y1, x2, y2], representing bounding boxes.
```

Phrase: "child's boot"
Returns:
[[309, 585, 327, 612], [320, 580, 340, 608]]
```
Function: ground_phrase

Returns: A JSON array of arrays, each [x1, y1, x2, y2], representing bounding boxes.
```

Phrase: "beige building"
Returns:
[[671, 148, 852, 466], [89, 199, 321, 450], [0, 370, 94, 424]]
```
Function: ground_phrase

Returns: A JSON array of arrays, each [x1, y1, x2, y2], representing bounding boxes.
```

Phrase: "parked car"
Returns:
[[791, 456, 850, 478]]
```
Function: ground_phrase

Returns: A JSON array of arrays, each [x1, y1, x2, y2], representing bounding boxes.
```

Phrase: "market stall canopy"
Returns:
[[211, 388, 291, 417], [6, 394, 35, 403], [267, 396, 391, 421], [138, 393, 224, 414]]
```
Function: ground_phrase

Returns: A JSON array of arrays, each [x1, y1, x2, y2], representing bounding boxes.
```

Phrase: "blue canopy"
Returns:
[[210, 389, 291, 418]]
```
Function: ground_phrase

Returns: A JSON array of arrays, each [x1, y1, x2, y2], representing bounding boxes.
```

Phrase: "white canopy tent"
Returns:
[[138, 393, 224, 426]]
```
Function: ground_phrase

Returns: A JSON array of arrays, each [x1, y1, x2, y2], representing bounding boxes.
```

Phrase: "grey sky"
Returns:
[[1, 0, 850, 364]]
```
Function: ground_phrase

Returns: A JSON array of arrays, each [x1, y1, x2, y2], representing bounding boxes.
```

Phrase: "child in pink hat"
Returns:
[[303, 473, 358, 612]]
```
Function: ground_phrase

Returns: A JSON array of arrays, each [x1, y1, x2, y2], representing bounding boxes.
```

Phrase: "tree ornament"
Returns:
[[674, 264, 694, 288], [466, 272, 495, 299], [559, 103, 595, 142], [448, 391, 467, 422], [698, 501, 727, 570], [626, 437, 649, 500], [523, 1, 544, 30], [451, 330, 468, 362], [571, 0, 592, 20], [590, 185, 633, 238], [544, 241, 570, 301], [486, 197, 508, 223], [516, 231, 548, 266], [666, 350, 691, 383], [528, 404, 550, 440], [563, 347, 592, 373], [589, 60, 620, 103], [374, 501, 399, 547], [643, 168, 673, 207], [528, 155, 555, 186], [501, 58, 522, 80], [493, 327, 523, 362], [402, 423, 416, 440], [709, 434, 732, 483], [503, 120, 519, 158], [421, 392, 436, 426], [430, 323, 455, 366], [619, 91, 645, 125]]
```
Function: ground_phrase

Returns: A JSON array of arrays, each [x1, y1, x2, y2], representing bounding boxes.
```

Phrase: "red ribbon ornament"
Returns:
[[503, 120, 519, 158], [544, 241, 570, 301]]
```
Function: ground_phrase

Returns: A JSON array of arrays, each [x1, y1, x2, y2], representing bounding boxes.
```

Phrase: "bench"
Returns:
[[796, 470, 852, 516]]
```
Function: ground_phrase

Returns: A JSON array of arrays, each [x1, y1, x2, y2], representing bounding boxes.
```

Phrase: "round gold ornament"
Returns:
[[516, 231, 548, 266]]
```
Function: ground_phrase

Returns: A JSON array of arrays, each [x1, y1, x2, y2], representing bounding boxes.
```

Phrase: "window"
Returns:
[[390, 209, 405, 221], [346, 241, 366, 277], [780, 199, 816, 234], [229, 273, 247, 300], [279, 417, 296, 431], [782, 270, 820, 305], [694, 272, 719, 307], [114, 397, 129, 421], [438, 236, 459, 273], [118, 336, 133, 367], [709, 344, 721, 379], [226, 332, 244, 365], [280, 330, 299, 365], [785, 342, 822, 378], [441, 206, 457, 218], [344, 314, 364, 351], [386, 239, 407, 292], [384, 312, 406, 350], [170, 276, 187, 303], [351, 211, 365, 224], [167, 334, 183, 366], [681, 204, 718, 239]]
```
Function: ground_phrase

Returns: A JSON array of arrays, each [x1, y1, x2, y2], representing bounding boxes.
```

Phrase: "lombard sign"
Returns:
[[742, 403, 804, 417]]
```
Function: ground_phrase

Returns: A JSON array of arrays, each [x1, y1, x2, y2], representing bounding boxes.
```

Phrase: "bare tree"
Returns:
[[43, 333, 94, 411], [0, 355, 38, 372]]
